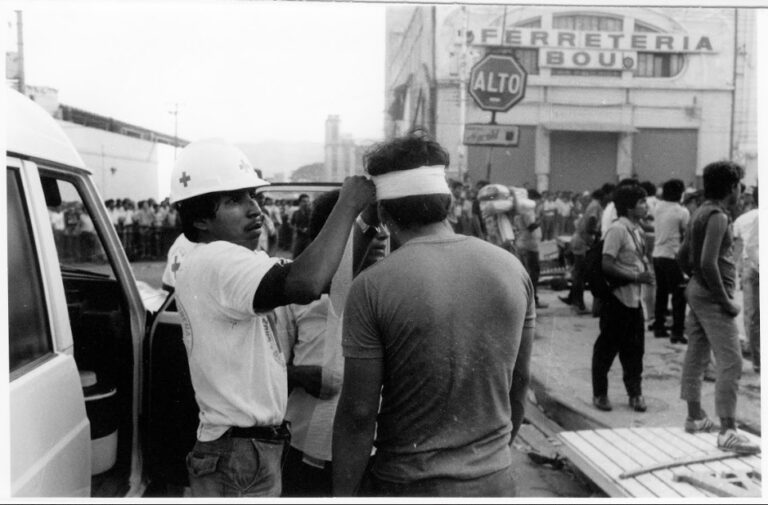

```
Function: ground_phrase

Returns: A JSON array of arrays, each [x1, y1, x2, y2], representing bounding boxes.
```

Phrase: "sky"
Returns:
[[6, 0, 386, 145]]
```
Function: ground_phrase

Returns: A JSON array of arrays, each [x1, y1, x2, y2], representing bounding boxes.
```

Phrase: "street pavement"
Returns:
[[530, 286, 762, 437]]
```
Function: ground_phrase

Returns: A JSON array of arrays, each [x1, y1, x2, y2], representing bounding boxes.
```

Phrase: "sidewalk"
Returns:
[[529, 287, 762, 437]]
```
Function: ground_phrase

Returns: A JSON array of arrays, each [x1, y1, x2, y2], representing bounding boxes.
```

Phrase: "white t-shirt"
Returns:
[[652, 201, 690, 259], [601, 202, 618, 239], [175, 241, 286, 441], [273, 295, 343, 463], [734, 208, 759, 270], [162, 233, 198, 289]]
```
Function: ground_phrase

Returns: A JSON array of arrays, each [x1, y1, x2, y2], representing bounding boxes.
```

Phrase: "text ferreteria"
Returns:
[[468, 28, 714, 53]]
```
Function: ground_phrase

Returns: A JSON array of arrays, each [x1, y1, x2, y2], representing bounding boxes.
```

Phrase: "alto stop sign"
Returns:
[[468, 54, 527, 112]]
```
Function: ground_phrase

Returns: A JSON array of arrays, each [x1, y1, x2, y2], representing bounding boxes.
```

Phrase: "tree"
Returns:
[[290, 162, 325, 182]]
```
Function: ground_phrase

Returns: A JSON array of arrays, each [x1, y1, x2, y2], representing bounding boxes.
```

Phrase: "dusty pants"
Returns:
[[680, 278, 742, 418]]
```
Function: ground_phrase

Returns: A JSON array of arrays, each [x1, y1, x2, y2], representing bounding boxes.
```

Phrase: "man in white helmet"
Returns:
[[170, 138, 374, 497]]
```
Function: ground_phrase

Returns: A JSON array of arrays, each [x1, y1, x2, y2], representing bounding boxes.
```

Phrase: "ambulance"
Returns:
[[6, 87, 196, 497]]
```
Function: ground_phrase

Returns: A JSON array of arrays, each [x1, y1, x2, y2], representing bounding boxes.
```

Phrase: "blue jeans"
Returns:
[[680, 278, 742, 418], [186, 434, 287, 497], [742, 266, 760, 369]]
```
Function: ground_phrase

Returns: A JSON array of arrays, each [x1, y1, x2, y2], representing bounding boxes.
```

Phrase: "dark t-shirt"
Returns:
[[343, 234, 535, 482]]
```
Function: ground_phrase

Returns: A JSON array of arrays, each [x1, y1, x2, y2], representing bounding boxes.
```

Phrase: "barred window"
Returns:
[[635, 52, 684, 78], [552, 14, 623, 32]]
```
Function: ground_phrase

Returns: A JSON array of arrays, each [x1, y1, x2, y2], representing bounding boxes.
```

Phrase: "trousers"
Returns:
[[680, 278, 742, 418], [362, 464, 516, 497], [592, 294, 645, 398], [186, 434, 287, 497], [652, 257, 686, 335], [742, 265, 760, 369]]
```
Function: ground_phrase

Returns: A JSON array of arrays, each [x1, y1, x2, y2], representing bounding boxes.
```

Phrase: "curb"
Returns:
[[530, 365, 761, 437]]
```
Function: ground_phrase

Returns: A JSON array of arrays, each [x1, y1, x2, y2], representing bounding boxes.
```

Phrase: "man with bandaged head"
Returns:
[[332, 130, 535, 497]]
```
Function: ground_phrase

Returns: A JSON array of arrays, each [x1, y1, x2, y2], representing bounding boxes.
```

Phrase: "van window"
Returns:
[[47, 178, 112, 276], [7, 167, 54, 373]]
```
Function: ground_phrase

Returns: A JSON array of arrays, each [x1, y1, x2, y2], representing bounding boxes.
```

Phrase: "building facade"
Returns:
[[13, 85, 186, 202], [324, 115, 373, 181], [385, 5, 758, 192]]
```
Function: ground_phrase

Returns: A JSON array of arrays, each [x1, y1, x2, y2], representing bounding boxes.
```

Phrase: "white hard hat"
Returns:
[[170, 138, 269, 204]]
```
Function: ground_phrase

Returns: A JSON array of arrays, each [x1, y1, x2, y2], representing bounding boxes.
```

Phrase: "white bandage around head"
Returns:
[[372, 165, 450, 200]]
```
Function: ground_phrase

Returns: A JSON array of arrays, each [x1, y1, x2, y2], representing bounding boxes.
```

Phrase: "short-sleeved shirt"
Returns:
[[603, 217, 646, 308], [343, 234, 535, 483], [273, 295, 342, 463], [734, 208, 759, 270], [652, 201, 690, 259], [176, 241, 286, 442]]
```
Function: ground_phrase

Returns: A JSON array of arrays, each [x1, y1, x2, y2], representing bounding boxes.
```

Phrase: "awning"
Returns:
[[542, 121, 638, 133]]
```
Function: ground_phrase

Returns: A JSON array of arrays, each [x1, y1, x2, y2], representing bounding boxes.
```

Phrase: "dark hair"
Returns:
[[753, 186, 759, 206], [618, 178, 639, 188], [661, 179, 685, 202], [614, 185, 648, 217], [591, 188, 604, 201], [365, 129, 451, 228], [640, 181, 656, 197], [308, 190, 340, 239], [702, 161, 743, 200]]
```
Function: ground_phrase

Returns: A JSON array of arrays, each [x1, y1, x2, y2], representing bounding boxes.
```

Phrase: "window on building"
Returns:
[[635, 52, 684, 77], [8, 167, 54, 374], [632, 21, 686, 78], [552, 14, 623, 32]]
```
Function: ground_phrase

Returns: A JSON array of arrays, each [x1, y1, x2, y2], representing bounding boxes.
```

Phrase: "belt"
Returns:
[[226, 422, 291, 441]]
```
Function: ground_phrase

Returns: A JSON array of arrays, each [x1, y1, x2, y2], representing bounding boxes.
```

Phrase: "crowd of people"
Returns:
[[141, 132, 760, 498]]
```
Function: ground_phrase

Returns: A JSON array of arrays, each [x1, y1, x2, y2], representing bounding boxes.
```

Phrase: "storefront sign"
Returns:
[[540, 49, 638, 70], [463, 124, 520, 146], [468, 27, 714, 53]]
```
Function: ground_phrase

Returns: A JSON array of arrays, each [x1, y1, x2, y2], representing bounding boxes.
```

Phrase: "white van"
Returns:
[[6, 88, 353, 497], [6, 87, 200, 497]]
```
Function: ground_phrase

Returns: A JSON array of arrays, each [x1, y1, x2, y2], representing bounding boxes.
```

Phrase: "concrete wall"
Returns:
[[59, 121, 174, 202]]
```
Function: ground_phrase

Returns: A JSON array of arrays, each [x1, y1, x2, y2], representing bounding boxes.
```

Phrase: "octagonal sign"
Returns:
[[468, 54, 527, 112]]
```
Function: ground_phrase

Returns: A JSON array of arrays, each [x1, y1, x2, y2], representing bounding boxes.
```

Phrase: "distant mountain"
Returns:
[[236, 141, 324, 180]]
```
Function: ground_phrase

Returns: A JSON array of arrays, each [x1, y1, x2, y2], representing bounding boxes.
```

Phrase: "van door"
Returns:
[[7, 158, 90, 497], [143, 292, 198, 496], [7, 157, 148, 497]]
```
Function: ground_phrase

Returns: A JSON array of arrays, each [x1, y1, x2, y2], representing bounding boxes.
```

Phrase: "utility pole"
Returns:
[[169, 103, 179, 159], [457, 5, 469, 183], [16, 10, 25, 93]]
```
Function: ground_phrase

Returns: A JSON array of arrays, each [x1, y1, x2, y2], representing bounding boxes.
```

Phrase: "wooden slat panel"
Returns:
[[655, 428, 758, 476], [559, 431, 653, 497], [560, 428, 762, 498], [687, 431, 761, 473], [614, 429, 709, 497], [632, 428, 730, 493], [589, 429, 686, 497]]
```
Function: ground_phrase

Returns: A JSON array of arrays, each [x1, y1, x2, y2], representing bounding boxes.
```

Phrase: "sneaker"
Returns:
[[685, 413, 716, 433], [558, 296, 572, 306], [574, 306, 591, 315], [629, 395, 647, 412], [536, 300, 549, 309], [717, 429, 761, 455], [593, 396, 612, 411], [671, 334, 688, 344]]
